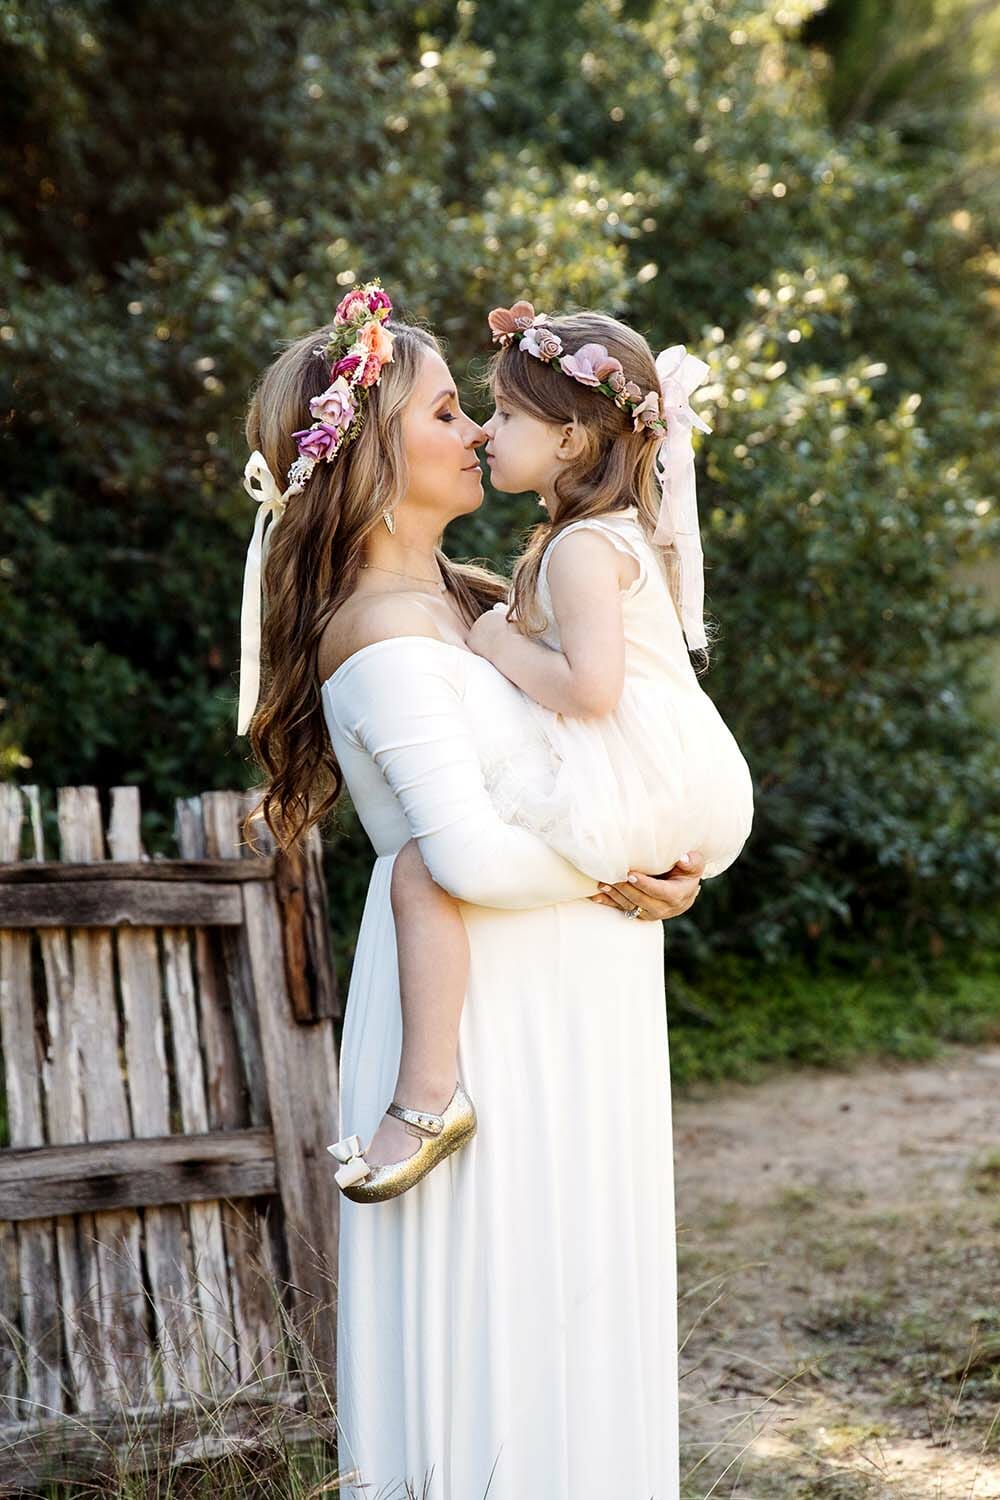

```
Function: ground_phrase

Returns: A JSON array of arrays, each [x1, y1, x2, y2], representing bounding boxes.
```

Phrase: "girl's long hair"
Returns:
[[490, 310, 713, 665], [241, 318, 507, 854]]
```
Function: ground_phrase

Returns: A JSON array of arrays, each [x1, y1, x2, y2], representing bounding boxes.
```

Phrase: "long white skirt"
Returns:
[[334, 852, 679, 1500]]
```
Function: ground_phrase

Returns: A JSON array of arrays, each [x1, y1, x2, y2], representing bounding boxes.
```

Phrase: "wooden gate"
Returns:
[[0, 784, 343, 1489]]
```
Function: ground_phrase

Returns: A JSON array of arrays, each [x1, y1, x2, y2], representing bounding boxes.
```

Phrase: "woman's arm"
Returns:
[[467, 529, 633, 716], [329, 630, 599, 910]]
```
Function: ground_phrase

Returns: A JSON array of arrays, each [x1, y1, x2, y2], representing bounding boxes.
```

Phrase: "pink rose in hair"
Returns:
[[622, 380, 642, 403], [522, 326, 563, 362], [359, 352, 384, 387], [292, 422, 344, 461], [595, 355, 624, 382], [607, 369, 626, 394], [309, 376, 357, 429], [631, 390, 663, 432], [334, 288, 369, 326], [559, 343, 617, 387]]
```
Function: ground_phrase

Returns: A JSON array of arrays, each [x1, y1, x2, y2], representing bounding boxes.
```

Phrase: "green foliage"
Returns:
[[666, 937, 1000, 1086], [2, 0, 998, 966]]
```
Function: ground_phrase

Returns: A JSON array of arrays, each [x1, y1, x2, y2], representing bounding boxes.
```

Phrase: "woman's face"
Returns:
[[400, 348, 487, 524]]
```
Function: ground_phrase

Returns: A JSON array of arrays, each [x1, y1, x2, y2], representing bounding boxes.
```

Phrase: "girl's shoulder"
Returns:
[[542, 507, 649, 568]]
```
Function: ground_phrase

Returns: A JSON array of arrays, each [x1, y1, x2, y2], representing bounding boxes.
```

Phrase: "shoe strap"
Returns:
[[386, 1101, 444, 1138]]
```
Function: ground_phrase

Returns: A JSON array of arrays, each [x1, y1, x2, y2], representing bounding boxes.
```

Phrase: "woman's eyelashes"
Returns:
[[437, 410, 457, 423]]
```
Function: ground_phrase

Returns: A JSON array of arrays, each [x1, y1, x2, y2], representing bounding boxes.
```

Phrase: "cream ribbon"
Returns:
[[651, 345, 713, 653], [327, 1132, 371, 1189], [237, 451, 306, 736]]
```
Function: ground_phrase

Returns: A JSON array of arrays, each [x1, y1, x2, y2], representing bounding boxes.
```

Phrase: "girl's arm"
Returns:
[[467, 529, 636, 717]]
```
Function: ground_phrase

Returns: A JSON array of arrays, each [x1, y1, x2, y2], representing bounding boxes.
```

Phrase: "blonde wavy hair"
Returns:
[[241, 319, 508, 854], [491, 310, 714, 664]]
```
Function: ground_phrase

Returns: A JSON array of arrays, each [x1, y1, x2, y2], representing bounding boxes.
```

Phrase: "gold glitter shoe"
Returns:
[[327, 1082, 477, 1204]]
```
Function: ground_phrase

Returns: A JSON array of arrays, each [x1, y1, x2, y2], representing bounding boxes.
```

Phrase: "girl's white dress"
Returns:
[[322, 639, 684, 1499], [482, 506, 755, 884]]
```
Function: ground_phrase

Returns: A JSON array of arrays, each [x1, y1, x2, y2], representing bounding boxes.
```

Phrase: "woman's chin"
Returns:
[[455, 485, 485, 517]]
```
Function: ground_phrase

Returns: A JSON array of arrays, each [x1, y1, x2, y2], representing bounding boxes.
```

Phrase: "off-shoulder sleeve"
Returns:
[[328, 639, 599, 909]]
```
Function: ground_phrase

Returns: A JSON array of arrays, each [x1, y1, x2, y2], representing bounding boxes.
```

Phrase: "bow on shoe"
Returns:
[[327, 1133, 372, 1189], [651, 345, 713, 654]]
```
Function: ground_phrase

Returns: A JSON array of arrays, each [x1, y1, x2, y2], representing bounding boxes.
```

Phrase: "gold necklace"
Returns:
[[360, 562, 447, 593]]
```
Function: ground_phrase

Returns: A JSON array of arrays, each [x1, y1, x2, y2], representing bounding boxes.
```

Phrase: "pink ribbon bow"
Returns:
[[651, 345, 713, 653]]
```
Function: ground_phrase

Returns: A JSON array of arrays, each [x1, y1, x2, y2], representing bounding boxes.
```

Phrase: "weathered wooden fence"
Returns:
[[0, 784, 343, 1489]]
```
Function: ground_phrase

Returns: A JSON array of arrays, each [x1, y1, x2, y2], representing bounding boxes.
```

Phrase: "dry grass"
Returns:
[[675, 1045, 1000, 1498]]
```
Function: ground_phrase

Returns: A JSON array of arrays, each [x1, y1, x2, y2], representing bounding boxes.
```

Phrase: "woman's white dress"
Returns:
[[482, 507, 754, 884], [321, 637, 683, 1499]]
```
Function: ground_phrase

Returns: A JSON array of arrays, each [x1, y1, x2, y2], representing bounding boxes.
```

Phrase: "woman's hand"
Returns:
[[466, 602, 515, 665], [590, 850, 706, 921]]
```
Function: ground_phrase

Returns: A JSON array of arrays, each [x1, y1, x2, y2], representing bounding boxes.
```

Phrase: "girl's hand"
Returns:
[[467, 602, 515, 664], [590, 850, 706, 922]]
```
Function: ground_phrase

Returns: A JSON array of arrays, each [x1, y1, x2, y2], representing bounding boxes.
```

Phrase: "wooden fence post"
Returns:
[[0, 784, 344, 1484]]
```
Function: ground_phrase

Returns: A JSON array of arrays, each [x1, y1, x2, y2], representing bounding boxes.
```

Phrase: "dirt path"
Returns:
[[673, 1045, 1000, 1498]]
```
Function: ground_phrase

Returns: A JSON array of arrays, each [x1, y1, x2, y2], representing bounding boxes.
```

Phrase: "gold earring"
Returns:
[[382, 510, 396, 534]]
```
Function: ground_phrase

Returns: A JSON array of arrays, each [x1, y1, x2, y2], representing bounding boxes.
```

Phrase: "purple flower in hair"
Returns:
[[366, 287, 392, 317], [332, 353, 363, 381], [292, 422, 344, 462]]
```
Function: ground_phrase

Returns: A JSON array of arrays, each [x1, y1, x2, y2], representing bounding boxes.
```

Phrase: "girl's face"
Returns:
[[482, 396, 568, 503], [400, 348, 488, 523]]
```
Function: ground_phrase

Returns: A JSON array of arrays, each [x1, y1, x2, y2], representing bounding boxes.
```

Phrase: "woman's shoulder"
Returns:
[[318, 593, 455, 687]]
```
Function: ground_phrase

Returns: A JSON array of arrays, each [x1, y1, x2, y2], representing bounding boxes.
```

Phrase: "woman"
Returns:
[[239, 296, 705, 1499]]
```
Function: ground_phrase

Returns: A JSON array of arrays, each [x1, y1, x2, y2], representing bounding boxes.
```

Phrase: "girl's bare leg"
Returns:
[[363, 838, 471, 1166]]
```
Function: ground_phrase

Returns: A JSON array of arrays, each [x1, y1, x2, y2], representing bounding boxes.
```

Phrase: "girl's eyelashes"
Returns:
[[437, 410, 457, 423]]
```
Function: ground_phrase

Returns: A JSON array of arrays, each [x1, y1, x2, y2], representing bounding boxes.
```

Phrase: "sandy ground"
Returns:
[[673, 1045, 1000, 1499]]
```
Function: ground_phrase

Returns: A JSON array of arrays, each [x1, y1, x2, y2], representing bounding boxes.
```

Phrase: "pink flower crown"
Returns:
[[286, 279, 395, 488], [487, 300, 667, 437]]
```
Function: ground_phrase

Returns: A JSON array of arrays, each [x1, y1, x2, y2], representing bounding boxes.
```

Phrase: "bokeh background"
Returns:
[[3, 0, 999, 1081]]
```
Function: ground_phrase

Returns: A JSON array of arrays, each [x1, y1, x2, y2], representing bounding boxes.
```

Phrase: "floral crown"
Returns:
[[236, 278, 395, 738], [286, 278, 396, 489], [488, 300, 666, 437]]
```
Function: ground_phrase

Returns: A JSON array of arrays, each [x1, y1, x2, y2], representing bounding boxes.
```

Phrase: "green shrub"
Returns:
[[2, 0, 997, 969]]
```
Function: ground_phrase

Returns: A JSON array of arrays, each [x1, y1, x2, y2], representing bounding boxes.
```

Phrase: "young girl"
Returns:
[[328, 303, 754, 1202]]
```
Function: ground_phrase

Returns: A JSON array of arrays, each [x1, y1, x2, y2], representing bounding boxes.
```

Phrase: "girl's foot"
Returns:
[[329, 1082, 477, 1204], [363, 1079, 458, 1167]]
